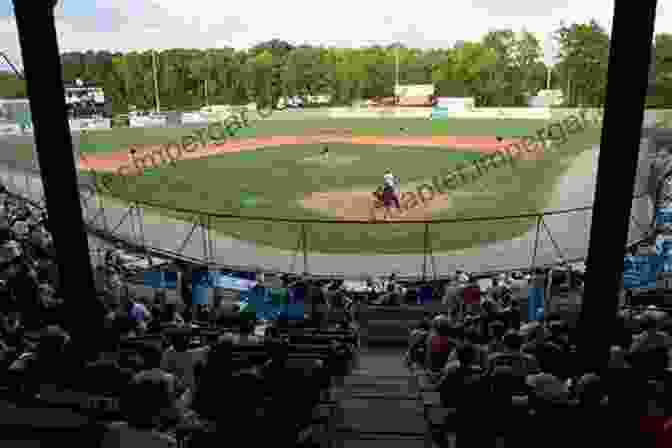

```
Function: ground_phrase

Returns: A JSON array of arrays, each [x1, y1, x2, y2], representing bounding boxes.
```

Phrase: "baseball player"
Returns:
[[383, 170, 401, 210]]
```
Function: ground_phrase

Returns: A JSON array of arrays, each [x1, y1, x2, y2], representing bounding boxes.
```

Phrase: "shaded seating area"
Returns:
[[0, 318, 360, 448]]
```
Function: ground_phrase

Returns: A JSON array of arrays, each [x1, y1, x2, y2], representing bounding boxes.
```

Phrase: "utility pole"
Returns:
[[546, 66, 552, 90], [395, 45, 399, 92], [152, 50, 160, 113], [204, 79, 209, 107]]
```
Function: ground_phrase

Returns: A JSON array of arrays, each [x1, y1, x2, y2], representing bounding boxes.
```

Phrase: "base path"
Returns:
[[76, 135, 523, 173]]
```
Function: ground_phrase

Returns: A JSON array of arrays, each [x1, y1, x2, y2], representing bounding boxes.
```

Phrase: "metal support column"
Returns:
[[422, 223, 430, 282], [12, 0, 103, 355], [302, 224, 309, 275], [530, 215, 543, 270], [578, 0, 658, 374]]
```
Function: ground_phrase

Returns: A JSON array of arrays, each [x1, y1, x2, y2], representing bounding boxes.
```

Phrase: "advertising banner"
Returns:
[[70, 118, 112, 131], [621, 234, 672, 291], [212, 274, 258, 291], [142, 270, 178, 289], [130, 115, 167, 128], [435, 97, 475, 111], [181, 112, 210, 125], [623, 254, 662, 290], [395, 84, 435, 97]]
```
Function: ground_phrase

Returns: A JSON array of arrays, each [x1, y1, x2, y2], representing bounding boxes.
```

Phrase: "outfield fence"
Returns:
[[0, 160, 652, 280]]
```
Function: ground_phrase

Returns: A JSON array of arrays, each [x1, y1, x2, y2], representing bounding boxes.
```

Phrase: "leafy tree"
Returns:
[[554, 20, 610, 107]]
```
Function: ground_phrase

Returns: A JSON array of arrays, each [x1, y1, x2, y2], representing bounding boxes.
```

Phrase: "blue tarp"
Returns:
[[142, 270, 177, 289], [622, 235, 672, 290], [239, 286, 305, 321]]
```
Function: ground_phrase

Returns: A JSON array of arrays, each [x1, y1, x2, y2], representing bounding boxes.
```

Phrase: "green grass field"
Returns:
[[62, 117, 603, 254]]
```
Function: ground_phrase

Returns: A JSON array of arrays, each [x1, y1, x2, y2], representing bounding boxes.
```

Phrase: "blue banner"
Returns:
[[142, 270, 177, 289], [212, 274, 258, 291], [238, 286, 305, 322], [192, 270, 213, 306], [623, 254, 663, 290], [656, 207, 672, 228]]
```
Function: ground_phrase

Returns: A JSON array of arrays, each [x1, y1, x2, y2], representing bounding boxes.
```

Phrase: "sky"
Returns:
[[0, 0, 669, 71]]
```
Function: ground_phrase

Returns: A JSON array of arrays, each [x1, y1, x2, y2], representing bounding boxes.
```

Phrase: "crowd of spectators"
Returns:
[[406, 295, 672, 447], [0, 187, 360, 447]]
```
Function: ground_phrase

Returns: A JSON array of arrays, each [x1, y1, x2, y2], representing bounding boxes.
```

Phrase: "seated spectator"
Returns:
[[628, 312, 672, 380], [0, 308, 23, 350], [137, 342, 189, 421], [121, 295, 152, 332], [405, 320, 430, 368], [486, 365, 529, 445], [487, 330, 540, 390], [487, 320, 507, 352], [426, 316, 457, 371], [102, 371, 179, 448], [158, 302, 185, 327], [161, 328, 209, 392], [439, 343, 486, 407], [526, 372, 573, 448], [192, 339, 265, 443], [81, 331, 134, 397], [235, 318, 263, 344], [9, 325, 75, 394]]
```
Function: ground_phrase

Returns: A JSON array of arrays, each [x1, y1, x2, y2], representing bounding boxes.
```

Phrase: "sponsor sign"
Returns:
[[213, 274, 258, 291], [130, 115, 167, 128], [69, 118, 112, 131], [435, 97, 475, 110], [395, 84, 435, 97], [622, 235, 672, 291], [181, 112, 210, 125]]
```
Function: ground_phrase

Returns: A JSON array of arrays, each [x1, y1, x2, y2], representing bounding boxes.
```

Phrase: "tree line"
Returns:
[[1, 20, 671, 114]]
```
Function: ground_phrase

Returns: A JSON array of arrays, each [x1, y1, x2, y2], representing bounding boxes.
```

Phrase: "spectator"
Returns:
[[487, 330, 540, 380], [628, 310, 672, 378], [161, 328, 209, 393], [462, 280, 481, 315], [405, 320, 430, 368], [9, 325, 75, 394], [426, 316, 457, 371], [529, 268, 546, 322], [158, 302, 185, 327], [81, 330, 133, 397], [438, 343, 489, 447], [103, 371, 179, 448], [136, 341, 189, 420]]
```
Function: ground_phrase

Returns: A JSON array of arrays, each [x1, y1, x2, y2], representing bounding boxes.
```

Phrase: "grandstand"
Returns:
[[0, 2, 669, 448]]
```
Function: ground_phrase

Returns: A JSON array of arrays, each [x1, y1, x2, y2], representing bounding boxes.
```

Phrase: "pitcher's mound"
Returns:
[[299, 189, 455, 220]]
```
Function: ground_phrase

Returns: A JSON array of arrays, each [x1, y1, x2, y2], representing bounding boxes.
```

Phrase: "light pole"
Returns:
[[546, 66, 552, 90], [152, 50, 160, 113], [204, 79, 209, 107], [395, 45, 399, 92]]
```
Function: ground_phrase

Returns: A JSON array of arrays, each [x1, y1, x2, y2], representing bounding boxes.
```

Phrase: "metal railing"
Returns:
[[0, 159, 653, 280]]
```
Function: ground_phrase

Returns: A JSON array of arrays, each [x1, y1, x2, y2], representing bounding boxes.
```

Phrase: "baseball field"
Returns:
[[9, 117, 602, 255]]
